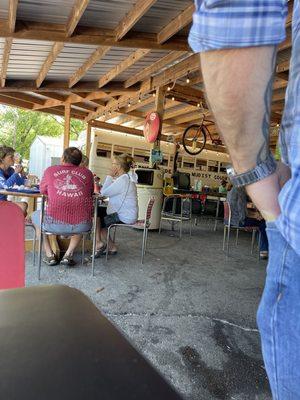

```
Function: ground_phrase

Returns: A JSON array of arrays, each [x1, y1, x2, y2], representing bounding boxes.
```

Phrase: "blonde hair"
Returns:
[[114, 153, 134, 173]]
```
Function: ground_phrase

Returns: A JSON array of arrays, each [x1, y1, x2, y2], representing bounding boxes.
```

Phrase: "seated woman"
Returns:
[[94, 154, 138, 257], [31, 147, 94, 267], [0, 146, 28, 215]]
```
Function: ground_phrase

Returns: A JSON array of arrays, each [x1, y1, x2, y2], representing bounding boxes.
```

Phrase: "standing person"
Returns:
[[93, 154, 138, 257], [189, 1, 298, 398], [0, 145, 27, 215], [31, 147, 94, 267]]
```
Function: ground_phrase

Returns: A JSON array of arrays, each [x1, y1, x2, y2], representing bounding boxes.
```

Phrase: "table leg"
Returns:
[[37, 196, 45, 280]]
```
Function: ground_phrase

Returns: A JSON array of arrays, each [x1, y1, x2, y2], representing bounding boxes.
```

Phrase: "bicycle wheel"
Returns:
[[182, 124, 207, 155]]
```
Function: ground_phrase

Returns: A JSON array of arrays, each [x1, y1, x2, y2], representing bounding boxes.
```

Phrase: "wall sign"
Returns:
[[143, 112, 161, 143]]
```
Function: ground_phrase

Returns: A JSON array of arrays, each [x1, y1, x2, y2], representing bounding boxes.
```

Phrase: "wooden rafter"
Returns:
[[98, 48, 151, 88], [124, 51, 186, 88], [114, 0, 158, 41], [157, 4, 194, 44], [1, 38, 13, 88], [36, 0, 90, 88], [36, 42, 65, 88], [65, 0, 90, 37], [1, 0, 18, 87], [69, 46, 111, 87], [11, 23, 189, 51], [7, 0, 18, 33]]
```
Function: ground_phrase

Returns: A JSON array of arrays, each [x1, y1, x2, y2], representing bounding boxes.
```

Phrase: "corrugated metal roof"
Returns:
[[79, 0, 136, 30], [134, 0, 193, 34], [17, 0, 75, 24], [7, 39, 54, 79], [117, 49, 169, 81], [83, 46, 135, 81], [47, 43, 99, 80], [0, 0, 8, 19]]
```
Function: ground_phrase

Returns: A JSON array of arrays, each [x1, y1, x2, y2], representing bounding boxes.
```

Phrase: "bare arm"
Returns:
[[200, 46, 288, 220]]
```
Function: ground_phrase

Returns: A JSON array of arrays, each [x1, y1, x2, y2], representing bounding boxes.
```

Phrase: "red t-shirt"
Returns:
[[40, 164, 94, 225]]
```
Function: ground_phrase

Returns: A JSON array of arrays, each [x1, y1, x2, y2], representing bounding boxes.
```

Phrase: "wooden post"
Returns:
[[86, 122, 91, 156], [63, 104, 71, 149]]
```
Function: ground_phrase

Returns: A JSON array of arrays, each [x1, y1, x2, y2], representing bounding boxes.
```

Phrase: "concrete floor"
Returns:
[[25, 220, 271, 400]]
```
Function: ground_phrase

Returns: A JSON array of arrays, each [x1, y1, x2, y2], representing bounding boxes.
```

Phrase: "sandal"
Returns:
[[43, 254, 58, 266], [60, 254, 76, 267], [90, 245, 107, 259]]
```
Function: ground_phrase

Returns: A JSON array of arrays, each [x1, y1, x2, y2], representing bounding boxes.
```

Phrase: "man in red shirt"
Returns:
[[32, 147, 94, 267]]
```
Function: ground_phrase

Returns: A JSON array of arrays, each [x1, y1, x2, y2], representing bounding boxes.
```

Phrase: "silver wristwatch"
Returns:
[[227, 153, 277, 187]]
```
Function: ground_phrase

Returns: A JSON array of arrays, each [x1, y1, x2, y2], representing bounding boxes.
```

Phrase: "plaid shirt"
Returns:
[[189, 1, 300, 256]]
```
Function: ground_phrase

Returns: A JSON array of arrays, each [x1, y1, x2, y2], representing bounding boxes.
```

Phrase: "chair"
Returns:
[[37, 196, 98, 279], [0, 202, 25, 289], [25, 221, 37, 266], [222, 201, 261, 257], [104, 196, 155, 266], [159, 195, 192, 238]]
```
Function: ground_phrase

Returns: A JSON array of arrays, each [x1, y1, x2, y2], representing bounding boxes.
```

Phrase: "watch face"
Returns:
[[226, 166, 234, 176]]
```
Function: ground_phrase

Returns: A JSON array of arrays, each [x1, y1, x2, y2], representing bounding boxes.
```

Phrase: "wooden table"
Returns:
[[0, 285, 182, 400]]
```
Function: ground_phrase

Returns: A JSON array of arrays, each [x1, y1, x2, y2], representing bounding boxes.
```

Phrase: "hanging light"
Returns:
[[167, 85, 171, 91], [197, 103, 200, 108], [138, 94, 141, 103], [186, 71, 190, 84], [152, 92, 156, 97], [128, 98, 131, 107], [109, 110, 112, 116], [172, 96, 175, 101]]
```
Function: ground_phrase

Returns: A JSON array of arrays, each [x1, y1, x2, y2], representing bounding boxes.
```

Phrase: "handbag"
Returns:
[[104, 175, 130, 227]]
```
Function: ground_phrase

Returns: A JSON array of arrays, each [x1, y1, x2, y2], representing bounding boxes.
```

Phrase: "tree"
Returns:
[[0, 106, 85, 159]]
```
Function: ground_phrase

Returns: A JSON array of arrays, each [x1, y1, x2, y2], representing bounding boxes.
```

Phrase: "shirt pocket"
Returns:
[[204, 0, 228, 8]]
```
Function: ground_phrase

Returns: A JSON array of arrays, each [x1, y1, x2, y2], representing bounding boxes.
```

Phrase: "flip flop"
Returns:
[[43, 254, 58, 266]]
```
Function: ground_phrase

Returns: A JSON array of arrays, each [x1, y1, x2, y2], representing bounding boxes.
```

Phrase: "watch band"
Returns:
[[227, 153, 277, 187]]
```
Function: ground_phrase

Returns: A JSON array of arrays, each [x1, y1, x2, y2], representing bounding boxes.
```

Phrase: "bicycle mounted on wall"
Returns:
[[182, 114, 222, 156]]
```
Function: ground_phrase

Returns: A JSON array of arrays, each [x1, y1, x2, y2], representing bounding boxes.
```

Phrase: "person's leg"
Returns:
[[257, 222, 300, 399], [31, 210, 57, 265], [64, 234, 82, 257], [15, 201, 28, 216], [96, 208, 107, 250], [101, 227, 117, 252]]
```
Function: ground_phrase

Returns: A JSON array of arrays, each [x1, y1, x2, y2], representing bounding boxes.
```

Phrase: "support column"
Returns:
[[63, 104, 71, 149], [86, 122, 91, 157]]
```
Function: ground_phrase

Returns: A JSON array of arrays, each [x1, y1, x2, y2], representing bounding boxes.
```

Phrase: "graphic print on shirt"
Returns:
[[53, 170, 86, 198]]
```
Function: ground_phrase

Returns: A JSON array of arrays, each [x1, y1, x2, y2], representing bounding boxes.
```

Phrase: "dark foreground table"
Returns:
[[0, 285, 182, 400]]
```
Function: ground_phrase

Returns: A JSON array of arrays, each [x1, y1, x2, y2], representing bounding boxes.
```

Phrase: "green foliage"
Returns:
[[0, 106, 85, 159]]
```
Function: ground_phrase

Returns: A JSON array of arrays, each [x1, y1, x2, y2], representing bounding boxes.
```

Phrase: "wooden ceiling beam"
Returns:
[[1, 38, 13, 87], [65, 0, 90, 37], [157, 4, 194, 44], [36, 42, 65, 88], [8, 0, 18, 33], [69, 46, 111, 87], [12, 22, 189, 51], [114, 0, 158, 41], [3, 91, 45, 105], [36, 1, 90, 88], [98, 48, 150, 88], [0, 79, 137, 92], [124, 50, 186, 88], [0, 93, 34, 109], [1, 0, 18, 87]]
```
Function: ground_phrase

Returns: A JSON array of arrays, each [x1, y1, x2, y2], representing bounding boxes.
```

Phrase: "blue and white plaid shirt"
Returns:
[[189, 0, 300, 255]]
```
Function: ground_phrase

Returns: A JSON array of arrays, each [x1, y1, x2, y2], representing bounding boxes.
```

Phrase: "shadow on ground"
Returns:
[[26, 220, 271, 400]]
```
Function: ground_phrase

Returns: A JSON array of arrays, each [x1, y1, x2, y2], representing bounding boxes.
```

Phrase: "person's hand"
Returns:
[[15, 164, 23, 174], [276, 161, 291, 189]]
